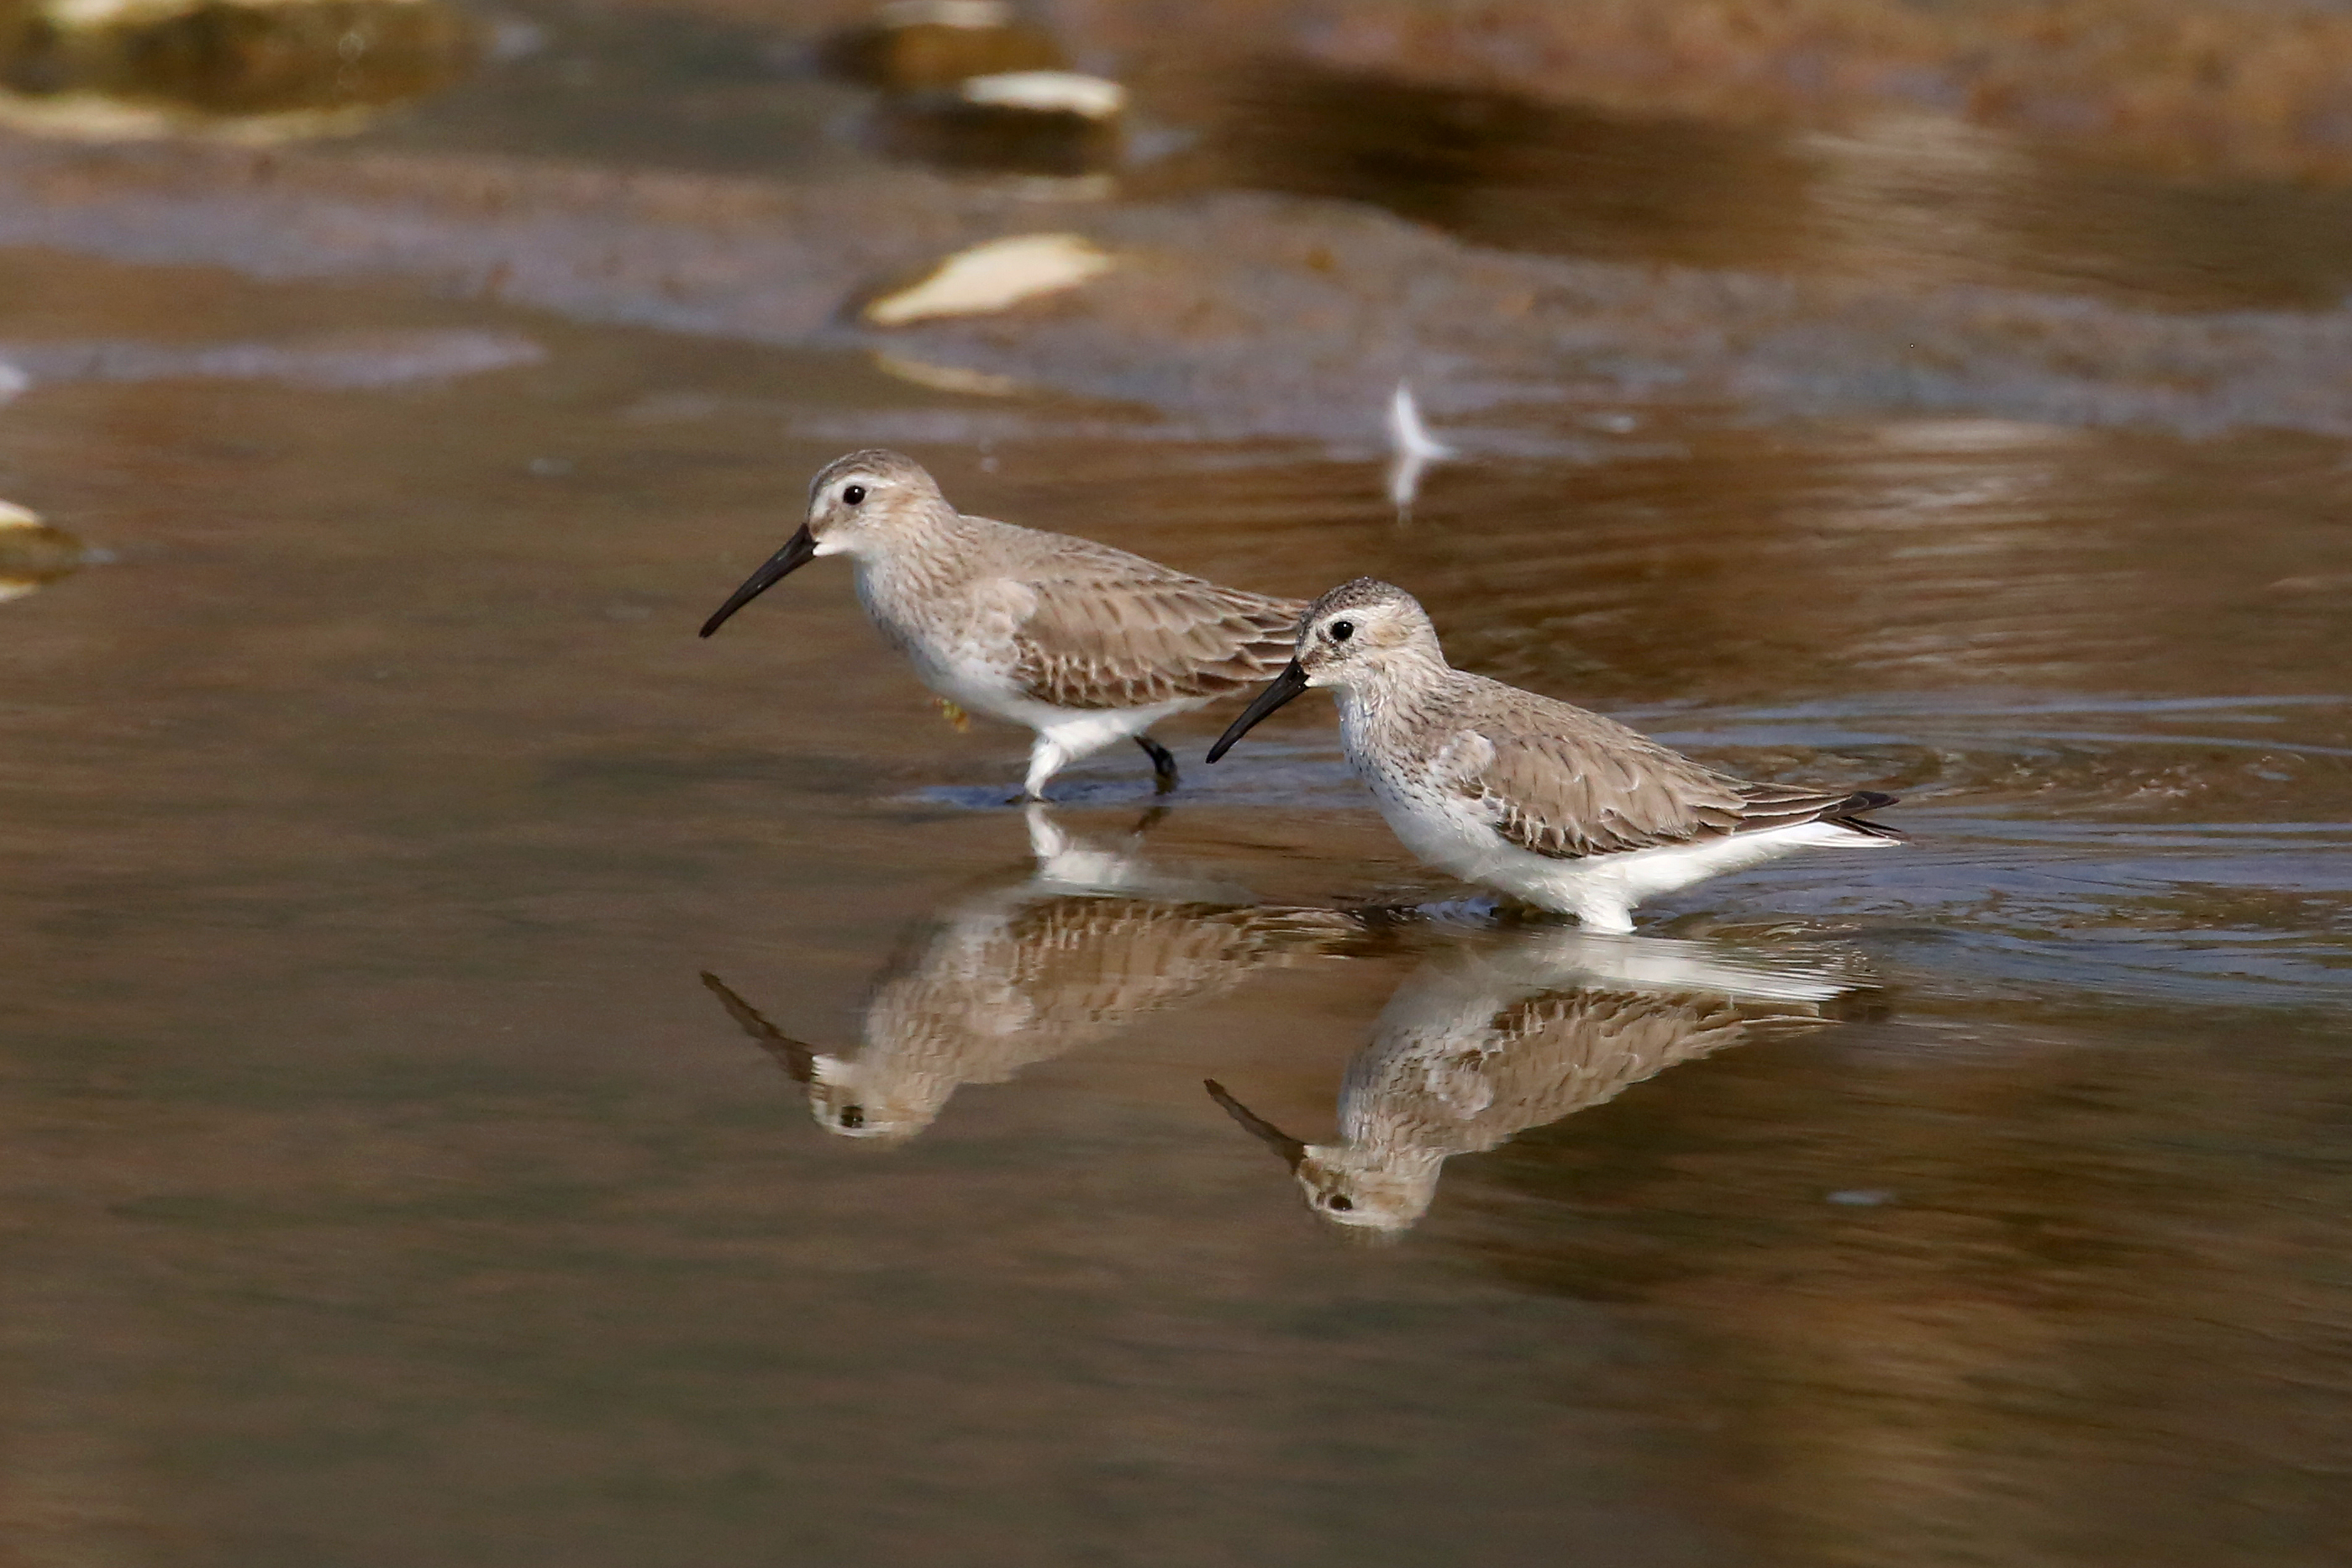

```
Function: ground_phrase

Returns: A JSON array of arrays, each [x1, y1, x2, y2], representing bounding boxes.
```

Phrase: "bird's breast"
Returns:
[[852, 563, 1041, 723]]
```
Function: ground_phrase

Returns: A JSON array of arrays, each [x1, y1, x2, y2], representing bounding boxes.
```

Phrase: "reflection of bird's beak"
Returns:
[[698, 524, 818, 638], [699, 971, 818, 1083], [1204, 1078, 1307, 1171], [1205, 660, 1308, 762]]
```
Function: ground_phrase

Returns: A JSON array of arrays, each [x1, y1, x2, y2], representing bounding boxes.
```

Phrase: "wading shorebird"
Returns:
[[1208, 927, 1865, 1234], [700, 806, 1361, 1143], [699, 449, 1304, 798], [1207, 578, 1904, 932]]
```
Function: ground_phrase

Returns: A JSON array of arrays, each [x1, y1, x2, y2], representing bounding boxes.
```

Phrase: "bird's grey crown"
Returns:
[[1306, 576, 1415, 623], [808, 447, 937, 502]]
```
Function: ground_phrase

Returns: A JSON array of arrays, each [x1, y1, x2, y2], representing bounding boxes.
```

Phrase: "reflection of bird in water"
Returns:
[[702, 806, 1361, 1143], [1208, 928, 1870, 1234]]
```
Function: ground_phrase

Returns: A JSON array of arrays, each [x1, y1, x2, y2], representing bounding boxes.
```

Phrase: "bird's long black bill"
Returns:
[[1205, 660, 1308, 762], [698, 525, 818, 638], [1204, 1078, 1308, 1171]]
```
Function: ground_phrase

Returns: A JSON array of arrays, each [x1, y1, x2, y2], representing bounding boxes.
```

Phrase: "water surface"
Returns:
[[2, 8, 2349, 1565]]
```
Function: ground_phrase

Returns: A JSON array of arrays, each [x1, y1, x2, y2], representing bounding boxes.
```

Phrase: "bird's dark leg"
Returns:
[[1134, 734, 1180, 793]]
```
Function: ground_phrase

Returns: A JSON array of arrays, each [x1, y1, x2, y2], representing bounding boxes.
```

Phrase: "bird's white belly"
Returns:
[[916, 650, 1195, 750], [908, 637, 1030, 722], [881, 611, 1202, 792], [1366, 776, 1528, 887], [861, 580, 1040, 727]]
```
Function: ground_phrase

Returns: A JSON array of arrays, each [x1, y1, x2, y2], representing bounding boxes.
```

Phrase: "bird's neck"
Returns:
[[849, 512, 987, 624], [1333, 654, 1450, 744]]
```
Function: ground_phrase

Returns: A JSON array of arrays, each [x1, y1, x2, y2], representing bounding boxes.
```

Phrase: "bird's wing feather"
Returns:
[[1439, 685, 1897, 858], [999, 538, 1302, 711], [1439, 699, 1749, 857]]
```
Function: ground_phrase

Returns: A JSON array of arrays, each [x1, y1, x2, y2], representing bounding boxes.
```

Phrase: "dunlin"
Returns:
[[701, 450, 1304, 798], [1208, 926, 1864, 1232], [1207, 578, 1904, 931]]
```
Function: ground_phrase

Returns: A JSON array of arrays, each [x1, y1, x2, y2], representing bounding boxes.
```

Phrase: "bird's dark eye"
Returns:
[[842, 484, 866, 507], [839, 1105, 865, 1129], [1329, 619, 1355, 643], [1327, 1193, 1354, 1211]]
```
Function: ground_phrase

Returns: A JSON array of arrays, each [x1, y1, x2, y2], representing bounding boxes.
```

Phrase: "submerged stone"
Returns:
[[0, 0, 476, 141]]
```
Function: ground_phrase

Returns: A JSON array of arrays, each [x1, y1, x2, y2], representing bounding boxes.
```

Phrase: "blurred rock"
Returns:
[[0, 500, 82, 602], [874, 66, 1123, 175], [823, 0, 1060, 92], [0, 0, 477, 141], [860, 232, 1113, 325]]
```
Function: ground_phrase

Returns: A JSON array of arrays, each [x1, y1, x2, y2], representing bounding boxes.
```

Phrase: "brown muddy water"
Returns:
[[3, 5, 2352, 1565]]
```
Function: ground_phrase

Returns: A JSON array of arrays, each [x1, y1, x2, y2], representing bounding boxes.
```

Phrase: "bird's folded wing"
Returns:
[[1444, 723, 1751, 858], [1010, 566, 1304, 711], [1447, 713, 1891, 858]]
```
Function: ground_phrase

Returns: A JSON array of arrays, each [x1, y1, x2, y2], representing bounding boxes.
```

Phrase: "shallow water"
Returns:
[[3, 7, 2351, 1565]]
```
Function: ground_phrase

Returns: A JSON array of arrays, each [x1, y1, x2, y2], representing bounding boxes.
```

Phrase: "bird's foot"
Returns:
[[1134, 734, 1181, 794]]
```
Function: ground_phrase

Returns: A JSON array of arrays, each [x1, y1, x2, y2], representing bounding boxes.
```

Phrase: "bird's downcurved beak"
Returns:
[[699, 525, 818, 638], [1204, 1078, 1307, 1171], [1205, 660, 1308, 762]]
